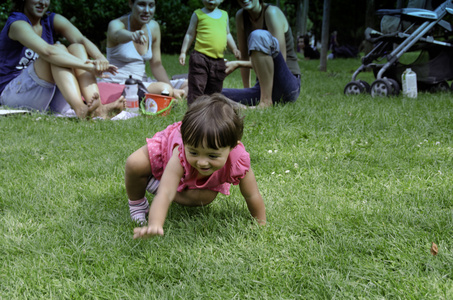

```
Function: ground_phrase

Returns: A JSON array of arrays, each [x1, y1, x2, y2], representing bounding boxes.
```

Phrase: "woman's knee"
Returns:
[[54, 43, 68, 50], [248, 29, 280, 58], [67, 43, 88, 58]]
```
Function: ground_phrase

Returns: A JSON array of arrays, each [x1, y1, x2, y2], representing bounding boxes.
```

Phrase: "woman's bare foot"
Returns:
[[86, 93, 100, 112], [173, 88, 186, 99], [257, 99, 273, 109], [94, 96, 126, 119], [75, 93, 100, 119]]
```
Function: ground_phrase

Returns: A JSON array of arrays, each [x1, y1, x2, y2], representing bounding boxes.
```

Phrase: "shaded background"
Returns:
[[0, 0, 447, 54]]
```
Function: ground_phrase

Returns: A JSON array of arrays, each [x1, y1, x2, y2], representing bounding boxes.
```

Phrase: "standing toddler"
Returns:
[[179, 0, 241, 105]]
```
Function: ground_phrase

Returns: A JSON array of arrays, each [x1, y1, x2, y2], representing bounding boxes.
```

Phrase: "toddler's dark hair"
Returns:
[[181, 93, 243, 149]]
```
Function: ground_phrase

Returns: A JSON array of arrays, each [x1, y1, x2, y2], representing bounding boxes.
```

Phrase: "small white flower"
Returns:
[[424, 139, 428, 143], [274, 150, 278, 153], [436, 141, 440, 145], [268, 150, 273, 153], [294, 163, 299, 168], [285, 170, 290, 174], [271, 171, 275, 175]]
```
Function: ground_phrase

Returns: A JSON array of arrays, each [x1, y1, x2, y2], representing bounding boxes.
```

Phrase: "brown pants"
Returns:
[[187, 50, 227, 105]]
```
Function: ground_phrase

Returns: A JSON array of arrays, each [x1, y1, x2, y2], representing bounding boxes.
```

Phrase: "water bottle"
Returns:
[[161, 87, 170, 96], [402, 68, 417, 98], [124, 75, 139, 112]]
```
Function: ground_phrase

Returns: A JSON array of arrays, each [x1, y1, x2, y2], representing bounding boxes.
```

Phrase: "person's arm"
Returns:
[[264, 6, 288, 60], [133, 147, 184, 239], [239, 168, 266, 225], [53, 14, 111, 72], [225, 59, 251, 75], [148, 20, 171, 84], [226, 16, 240, 59], [8, 19, 95, 72], [107, 17, 147, 47], [179, 12, 198, 66]]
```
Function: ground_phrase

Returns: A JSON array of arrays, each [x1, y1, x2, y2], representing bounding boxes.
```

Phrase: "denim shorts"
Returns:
[[0, 63, 71, 113], [222, 29, 301, 106]]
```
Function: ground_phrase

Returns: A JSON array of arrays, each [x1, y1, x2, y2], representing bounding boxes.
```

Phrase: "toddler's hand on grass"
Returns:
[[133, 224, 164, 239]]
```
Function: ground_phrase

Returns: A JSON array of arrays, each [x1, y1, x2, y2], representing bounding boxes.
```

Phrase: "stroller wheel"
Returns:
[[430, 81, 450, 93], [358, 80, 371, 94], [371, 79, 392, 97], [387, 78, 400, 96], [344, 81, 365, 95]]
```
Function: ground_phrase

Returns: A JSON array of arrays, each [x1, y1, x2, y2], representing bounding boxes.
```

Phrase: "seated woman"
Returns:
[[0, 0, 125, 119], [102, 0, 187, 99], [222, 0, 301, 108], [299, 35, 320, 60]]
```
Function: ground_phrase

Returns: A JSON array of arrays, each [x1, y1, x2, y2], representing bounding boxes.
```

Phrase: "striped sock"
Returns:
[[146, 176, 160, 194], [129, 197, 149, 224]]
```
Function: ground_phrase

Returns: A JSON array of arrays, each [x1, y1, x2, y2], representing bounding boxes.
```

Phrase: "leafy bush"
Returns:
[[157, 0, 195, 54], [51, 0, 130, 52], [0, 0, 12, 28]]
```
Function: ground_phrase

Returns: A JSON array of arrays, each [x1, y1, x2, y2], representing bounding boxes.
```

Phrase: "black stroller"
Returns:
[[344, 0, 453, 96]]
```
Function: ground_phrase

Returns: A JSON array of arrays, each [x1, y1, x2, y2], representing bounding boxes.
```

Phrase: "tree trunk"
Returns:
[[320, 0, 331, 72], [363, 0, 376, 54], [296, 0, 304, 37], [303, 0, 309, 34], [296, 0, 309, 37], [365, 0, 376, 29]]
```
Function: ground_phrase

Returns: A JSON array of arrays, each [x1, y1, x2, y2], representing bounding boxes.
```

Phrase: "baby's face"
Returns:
[[202, 0, 223, 10], [184, 144, 231, 177]]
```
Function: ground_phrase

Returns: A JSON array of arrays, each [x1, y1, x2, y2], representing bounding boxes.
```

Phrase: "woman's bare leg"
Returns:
[[33, 47, 97, 119], [68, 44, 125, 119], [250, 51, 274, 108], [147, 82, 173, 95]]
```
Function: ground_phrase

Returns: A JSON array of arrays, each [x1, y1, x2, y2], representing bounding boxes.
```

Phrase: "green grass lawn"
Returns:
[[1, 54, 452, 299]]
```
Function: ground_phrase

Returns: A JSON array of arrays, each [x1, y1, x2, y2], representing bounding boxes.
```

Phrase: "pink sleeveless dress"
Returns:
[[146, 122, 250, 195]]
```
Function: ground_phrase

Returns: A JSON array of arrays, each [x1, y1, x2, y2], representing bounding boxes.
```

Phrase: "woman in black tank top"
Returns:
[[221, 0, 301, 107]]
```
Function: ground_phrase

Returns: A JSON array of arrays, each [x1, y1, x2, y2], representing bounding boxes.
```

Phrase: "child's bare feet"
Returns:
[[94, 96, 126, 119]]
